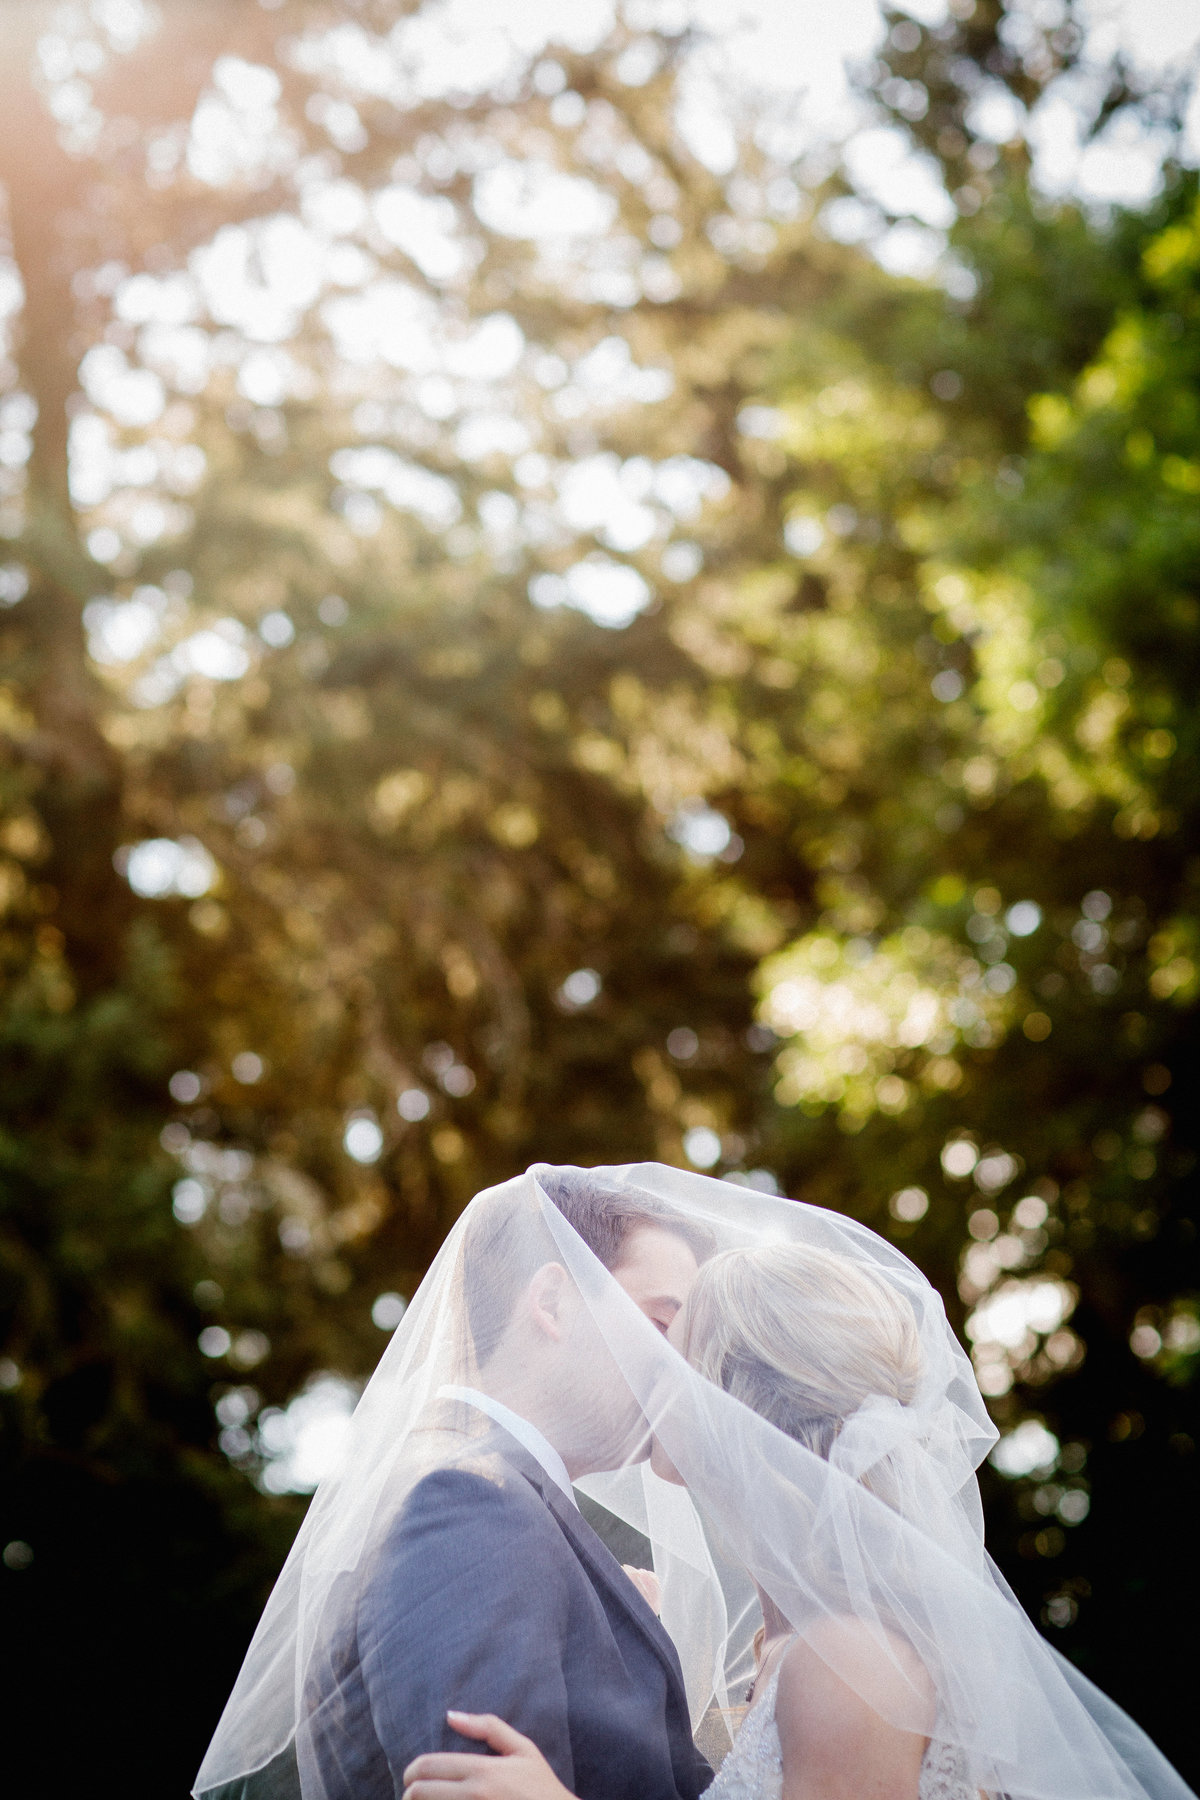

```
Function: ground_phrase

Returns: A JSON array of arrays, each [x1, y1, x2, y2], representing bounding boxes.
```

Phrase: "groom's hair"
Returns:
[[537, 1167, 714, 1270], [462, 1167, 713, 1366]]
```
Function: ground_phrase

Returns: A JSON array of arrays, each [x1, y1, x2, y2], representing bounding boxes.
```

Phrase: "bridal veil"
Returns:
[[194, 1162, 1194, 1800]]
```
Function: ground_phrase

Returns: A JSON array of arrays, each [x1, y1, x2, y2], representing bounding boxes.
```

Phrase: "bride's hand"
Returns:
[[402, 1712, 578, 1799]]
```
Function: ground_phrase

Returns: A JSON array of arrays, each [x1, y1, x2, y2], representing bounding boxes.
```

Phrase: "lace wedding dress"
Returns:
[[705, 1659, 976, 1800]]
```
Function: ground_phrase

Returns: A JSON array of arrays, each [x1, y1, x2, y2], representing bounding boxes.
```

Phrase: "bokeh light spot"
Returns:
[[990, 1420, 1060, 1478], [172, 1178, 207, 1224], [889, 1186, 929, 1221], [558, 967, 602, 1009], [120, 837, 217, 899], [941, 1138, 978, 1178], [683, 1126, 722, 1168], [372, 1292, 407, 1331], [344, 1115, 384, 1163]]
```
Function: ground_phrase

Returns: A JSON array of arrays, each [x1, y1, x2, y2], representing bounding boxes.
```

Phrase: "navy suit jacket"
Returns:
[[303, 1422, 712, 1800]]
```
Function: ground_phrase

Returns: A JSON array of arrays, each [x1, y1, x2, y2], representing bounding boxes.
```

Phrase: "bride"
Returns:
[[195, 1163, 1195, 1800]]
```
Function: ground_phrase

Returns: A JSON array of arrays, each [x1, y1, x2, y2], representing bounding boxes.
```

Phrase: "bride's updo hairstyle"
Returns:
[[678, 1242, 922, 1468]]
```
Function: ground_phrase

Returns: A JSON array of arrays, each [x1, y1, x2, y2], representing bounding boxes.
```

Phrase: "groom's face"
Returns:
[[611, 1224, 701, 1334], [567, 1223, 700, 1470], [539, 1216, 698, 1468], [511, 1218, 701, 1475]]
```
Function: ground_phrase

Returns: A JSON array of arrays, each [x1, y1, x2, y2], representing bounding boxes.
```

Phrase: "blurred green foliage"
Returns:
[[0, 1, 1196, 1791]]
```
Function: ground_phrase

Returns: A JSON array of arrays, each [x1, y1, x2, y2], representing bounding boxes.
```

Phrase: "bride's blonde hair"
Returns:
[[678, 1242, 922, 1465]]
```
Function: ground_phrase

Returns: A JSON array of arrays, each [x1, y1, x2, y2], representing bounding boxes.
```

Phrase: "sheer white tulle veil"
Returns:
[[194, 1162, 1195, 1800]]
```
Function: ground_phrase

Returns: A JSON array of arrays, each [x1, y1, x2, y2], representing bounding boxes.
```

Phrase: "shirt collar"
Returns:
[[438, 1384, 578, 1508]]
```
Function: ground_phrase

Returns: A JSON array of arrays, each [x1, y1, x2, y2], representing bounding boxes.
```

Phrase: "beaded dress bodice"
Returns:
[[704, 1660, 976, 1800], [703, 1662, 788, 1800]]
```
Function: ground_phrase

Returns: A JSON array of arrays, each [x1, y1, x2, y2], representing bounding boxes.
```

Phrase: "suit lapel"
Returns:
[[437, 1412, 689, 1700], [538, 1478, 690, 1690]]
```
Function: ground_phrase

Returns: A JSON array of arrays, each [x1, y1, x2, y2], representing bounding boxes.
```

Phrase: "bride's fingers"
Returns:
[[404, 1784, 479, 1798], [445, 1709, 534, 1755], [621, 1564, 662, 1613], [403, 1752, 489, 1782]]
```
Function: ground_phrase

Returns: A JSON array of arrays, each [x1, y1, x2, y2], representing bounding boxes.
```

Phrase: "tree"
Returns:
[[736, 6, 1200, 1765], [0, 6, 829, 1782], [1, 0, 1196, 1788]]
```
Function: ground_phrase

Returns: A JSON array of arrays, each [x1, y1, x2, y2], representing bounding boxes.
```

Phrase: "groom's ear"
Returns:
[[526, 1262, 572, 1341]]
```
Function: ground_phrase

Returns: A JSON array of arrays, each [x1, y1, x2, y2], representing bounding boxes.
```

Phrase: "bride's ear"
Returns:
[[526, 1261, 573, 1341]]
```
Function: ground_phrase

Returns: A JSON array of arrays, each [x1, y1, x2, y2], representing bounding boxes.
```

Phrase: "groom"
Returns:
[[305, 1167, 713, 1800]]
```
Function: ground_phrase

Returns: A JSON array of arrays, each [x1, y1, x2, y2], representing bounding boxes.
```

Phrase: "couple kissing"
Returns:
[[196, 1163, 1195, 1800]]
